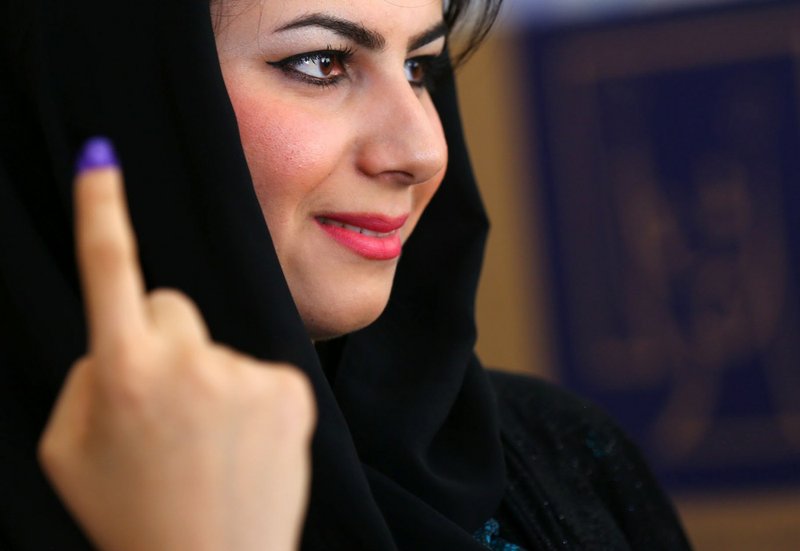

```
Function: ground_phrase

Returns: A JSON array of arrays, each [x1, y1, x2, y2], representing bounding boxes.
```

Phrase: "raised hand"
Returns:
[[38, 138, 315, 551]]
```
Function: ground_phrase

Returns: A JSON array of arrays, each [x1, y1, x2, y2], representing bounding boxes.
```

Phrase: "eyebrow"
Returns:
[[409, 21, 447, 52], [275, 13, 447, 53]]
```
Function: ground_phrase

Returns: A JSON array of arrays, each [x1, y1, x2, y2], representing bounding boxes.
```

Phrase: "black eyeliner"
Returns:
[[409, 51, 449, 91], [267, 46, 355, 87]]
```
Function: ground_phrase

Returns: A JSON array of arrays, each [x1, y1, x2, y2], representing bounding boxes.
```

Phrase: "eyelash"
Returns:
[[409, 53, 448, 91], [267, 47, 447, 91], [267, 46, 355, 88]]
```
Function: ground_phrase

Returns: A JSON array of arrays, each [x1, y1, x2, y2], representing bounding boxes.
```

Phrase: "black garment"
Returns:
[[0, 1, 689, 550], [489, 371, 692, 550], [0, 1, 502, 549]]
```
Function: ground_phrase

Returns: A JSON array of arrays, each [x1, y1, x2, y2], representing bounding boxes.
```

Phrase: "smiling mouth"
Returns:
[[315, 213, 408, 261], [317, 217, 396, 238]]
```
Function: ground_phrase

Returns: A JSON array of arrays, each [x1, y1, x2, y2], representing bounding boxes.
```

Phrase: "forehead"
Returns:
[[263, 0, 443, 18], [216, 0, 444, 38]]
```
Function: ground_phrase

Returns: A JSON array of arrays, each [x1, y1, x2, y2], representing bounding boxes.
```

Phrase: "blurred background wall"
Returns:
[[455, 0, 800, 549]]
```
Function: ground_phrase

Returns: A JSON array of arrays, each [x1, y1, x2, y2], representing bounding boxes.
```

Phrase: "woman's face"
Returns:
[[214, 0, 448, 340]]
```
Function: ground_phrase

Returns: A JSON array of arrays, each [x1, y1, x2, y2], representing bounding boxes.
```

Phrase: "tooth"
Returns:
[[319, 217, 395, 237]]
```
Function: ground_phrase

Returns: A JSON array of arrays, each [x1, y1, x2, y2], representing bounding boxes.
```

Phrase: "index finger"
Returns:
[[74, 138, 147, 351]]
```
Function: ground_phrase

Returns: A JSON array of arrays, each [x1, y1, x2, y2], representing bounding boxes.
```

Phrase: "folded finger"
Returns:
[[145, 288, 210, 344]]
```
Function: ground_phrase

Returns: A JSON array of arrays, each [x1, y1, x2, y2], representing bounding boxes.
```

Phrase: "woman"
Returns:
[[0, 0, 691, 549]]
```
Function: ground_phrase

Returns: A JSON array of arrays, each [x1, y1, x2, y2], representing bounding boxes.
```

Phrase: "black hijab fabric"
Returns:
[[0, 1, 506, 549]]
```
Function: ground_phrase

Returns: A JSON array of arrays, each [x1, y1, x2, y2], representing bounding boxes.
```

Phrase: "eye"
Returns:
[[405, 54, 448, 90], [268, 48, 353, 87], [292, 53, 344, 79], [404, 59, 426, 87]]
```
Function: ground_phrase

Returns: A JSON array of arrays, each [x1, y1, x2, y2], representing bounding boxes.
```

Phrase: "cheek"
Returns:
[[224, 84, 341, 235], [231, 93, 320, 186]]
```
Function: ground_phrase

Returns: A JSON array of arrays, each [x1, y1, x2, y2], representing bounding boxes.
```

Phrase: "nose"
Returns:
[[355, 78, 448, 185]]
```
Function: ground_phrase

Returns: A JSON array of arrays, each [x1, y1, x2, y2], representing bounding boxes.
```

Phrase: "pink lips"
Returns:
[[315, 213, 408, 260]]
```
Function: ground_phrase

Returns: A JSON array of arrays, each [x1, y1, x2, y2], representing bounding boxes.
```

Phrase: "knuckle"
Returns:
[[81, 233, 135, 273], [147, 288, 199, 321], [179, 350, 225, 398], [146, 288, 207, 338], [173, 340, 206, 368], [148, 287, 190, 308], [37, 429, 60, 472], [95, 341, 155, 408], [37, 426, 76, 481], [162, 343, 232, 403], [107, 334, 148, 372]]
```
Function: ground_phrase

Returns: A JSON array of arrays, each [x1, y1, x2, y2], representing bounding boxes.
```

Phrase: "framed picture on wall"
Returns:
[[526, 0, 800, 489]]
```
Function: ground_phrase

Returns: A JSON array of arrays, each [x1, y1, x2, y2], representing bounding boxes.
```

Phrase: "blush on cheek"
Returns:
[[230, 93, 333, 183]]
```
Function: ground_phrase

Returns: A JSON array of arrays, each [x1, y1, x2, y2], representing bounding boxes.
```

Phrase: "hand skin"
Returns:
[[38, 163, 315, 551]]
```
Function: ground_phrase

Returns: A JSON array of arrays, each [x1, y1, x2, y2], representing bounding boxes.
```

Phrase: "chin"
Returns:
[[295, 282, 393, 342]]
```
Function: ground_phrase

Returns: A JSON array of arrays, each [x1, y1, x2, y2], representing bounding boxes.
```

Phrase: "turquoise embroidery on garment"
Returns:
[[472, 518, 524, 551]]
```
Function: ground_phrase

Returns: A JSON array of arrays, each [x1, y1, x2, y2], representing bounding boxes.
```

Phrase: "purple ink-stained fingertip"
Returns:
[[75, 137, 119, 174]]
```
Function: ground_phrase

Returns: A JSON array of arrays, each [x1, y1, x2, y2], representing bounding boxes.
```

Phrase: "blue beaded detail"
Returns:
[[472, 518, 524, 551]]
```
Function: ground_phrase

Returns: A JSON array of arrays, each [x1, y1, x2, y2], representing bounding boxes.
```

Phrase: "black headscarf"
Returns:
[[0, 1, 506, 549]]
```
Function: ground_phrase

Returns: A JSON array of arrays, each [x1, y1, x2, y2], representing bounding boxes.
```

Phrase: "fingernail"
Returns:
[[75, 137, 119, 174]]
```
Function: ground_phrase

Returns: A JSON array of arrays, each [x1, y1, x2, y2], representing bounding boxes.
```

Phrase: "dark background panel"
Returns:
[[523, 0, 800, 492]]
